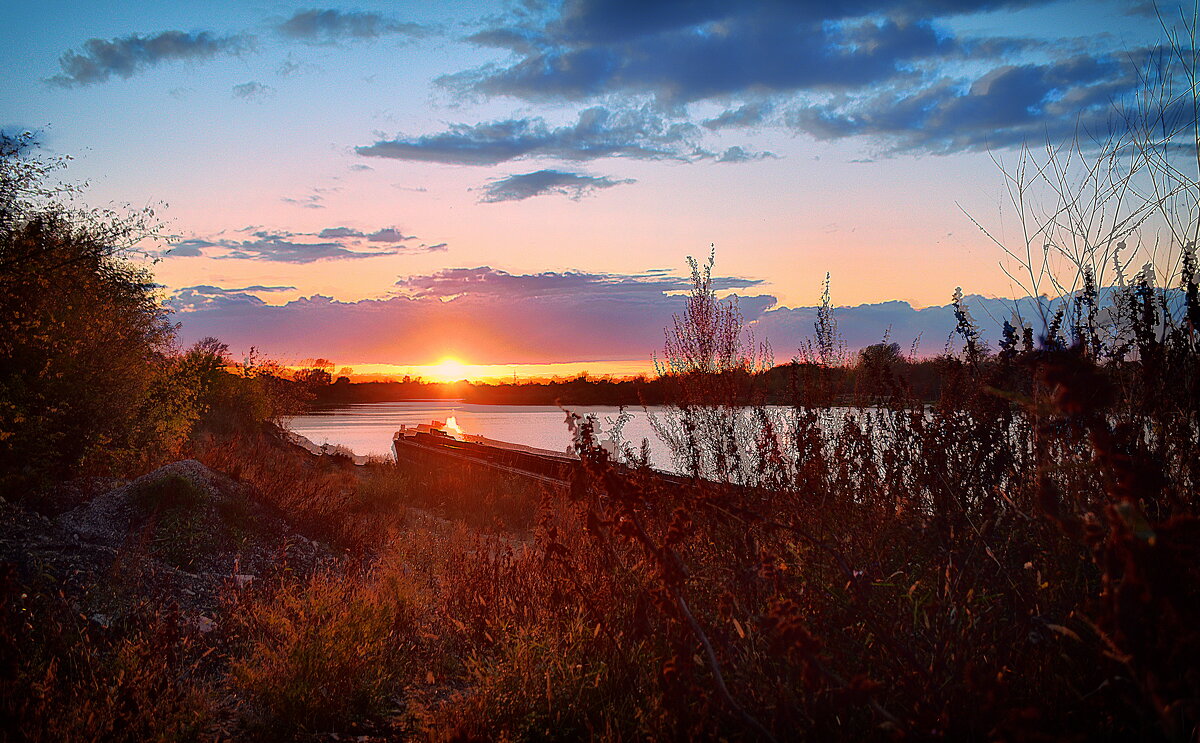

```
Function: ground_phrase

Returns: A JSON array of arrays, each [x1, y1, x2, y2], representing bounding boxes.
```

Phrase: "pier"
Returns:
[[392, 422, 579, 490]]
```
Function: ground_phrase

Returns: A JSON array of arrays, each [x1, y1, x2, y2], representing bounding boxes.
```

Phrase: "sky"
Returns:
[[2, 0, 1181, 379]]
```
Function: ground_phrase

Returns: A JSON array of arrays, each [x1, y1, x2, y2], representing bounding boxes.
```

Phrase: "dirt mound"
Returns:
[[60, 459, 329, 577], [0, 460, 335, 626]]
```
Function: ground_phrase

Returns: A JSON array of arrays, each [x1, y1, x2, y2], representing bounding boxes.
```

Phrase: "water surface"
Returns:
[[286, 400, 672, 463]]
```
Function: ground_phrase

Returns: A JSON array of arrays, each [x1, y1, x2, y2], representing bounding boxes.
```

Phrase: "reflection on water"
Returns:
[[286, 400, 671, 463]]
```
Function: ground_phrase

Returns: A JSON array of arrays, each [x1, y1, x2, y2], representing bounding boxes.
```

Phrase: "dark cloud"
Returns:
[[168, 225, 443, 263], [548, 0, 1050, 45], [164, 240, 209, 257], [50, 31, 250, 86], [317, 226, 364, 238], [479, 169, 634, 202], [277, 9, 429, 42], [752, 300, 958, 356], [232, 81, 275, 101], [172, 266, 772, 364], [1124, 1, 1159, 16], [448, 0, 1141, 155], [785, 53, 1139, 152], [357, 106, 709, 165], [171, 233, 384, 262], [702, 102, 775, 130], [314, 226, 415, 242], [455, 15, 955, 102], [465, 27, 546, 54], [367, 227, 415, 242]]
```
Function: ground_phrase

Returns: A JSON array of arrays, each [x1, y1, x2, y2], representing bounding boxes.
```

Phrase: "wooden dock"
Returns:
[[392, 424, 580, 489]]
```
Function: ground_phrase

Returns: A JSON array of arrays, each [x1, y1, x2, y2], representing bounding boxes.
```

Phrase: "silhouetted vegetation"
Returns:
[[310, 358, 953, 407]]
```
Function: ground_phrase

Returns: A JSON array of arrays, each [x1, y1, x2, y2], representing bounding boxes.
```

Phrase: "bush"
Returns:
[[0, 132, 198, 492]]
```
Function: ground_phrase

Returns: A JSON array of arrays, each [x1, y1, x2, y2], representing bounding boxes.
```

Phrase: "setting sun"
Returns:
[[425, 357, 471, 383]]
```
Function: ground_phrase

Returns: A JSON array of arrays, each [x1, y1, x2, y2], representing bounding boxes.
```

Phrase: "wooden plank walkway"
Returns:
[[392, 428, 579, 490], [391, 423, 703, 496]]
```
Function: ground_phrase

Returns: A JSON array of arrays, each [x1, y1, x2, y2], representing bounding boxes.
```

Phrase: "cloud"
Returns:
[[749, 289, 1143, 356], [281, 185, 342, 209], [479, 169, 635, 202], [715, 146, 776, 163], [784, 53, 1140, 152], [545, 0, 1057, 46], [171, 266, 772, 364], [454, 14, 957, 103], [164, 241, 208, 257], [394, 266, 761, 299], [367, 227, 415, 242], [167, 225, 444, 263], [702, 102, 775, 130], [356, 105, 709, 165], [50, 31, 250, 86], [170, 284, 296, 312], [233, 284, 295, 292], [317, 226, 364, 238], [281, 194, 325, 209], [277, 9, 428, 43], [171, 234, 386, 262], [465, 27, 545, 54], [169, 264, 1188, 364], [446, 0, 1143, 155], [232, 81, 275, 102]]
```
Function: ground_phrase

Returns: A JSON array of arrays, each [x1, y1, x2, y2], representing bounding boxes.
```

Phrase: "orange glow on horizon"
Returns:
[[291, 359, 656, 384], [424, 357, 472, 383]]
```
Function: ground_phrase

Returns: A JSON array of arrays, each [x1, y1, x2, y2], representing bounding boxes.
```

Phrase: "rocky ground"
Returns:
[[0, 459, 335, 636]]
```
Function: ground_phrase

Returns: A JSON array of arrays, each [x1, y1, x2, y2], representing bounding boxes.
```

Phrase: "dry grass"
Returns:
[[227, 569, 418, 739], [0, 566, 215, 743]]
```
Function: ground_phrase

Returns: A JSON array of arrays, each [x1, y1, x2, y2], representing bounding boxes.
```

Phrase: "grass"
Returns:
[[129, 473, 214, 569], [228, 569, 418, 739], [0, 567, 216, 743]]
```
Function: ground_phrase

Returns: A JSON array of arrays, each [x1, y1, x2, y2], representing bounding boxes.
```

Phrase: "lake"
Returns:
[[286, 400, 676, 464]]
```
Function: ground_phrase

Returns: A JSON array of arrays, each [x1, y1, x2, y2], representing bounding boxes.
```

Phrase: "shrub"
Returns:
[[0, 132, 198, 493]]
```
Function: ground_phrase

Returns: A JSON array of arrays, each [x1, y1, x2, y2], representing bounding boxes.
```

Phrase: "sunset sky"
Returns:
[[2, 0, 1175, 378]]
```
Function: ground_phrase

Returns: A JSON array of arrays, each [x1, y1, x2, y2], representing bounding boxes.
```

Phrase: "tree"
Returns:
[[0, 132, 189, 492], [294, 358, 334, 390], [857, 342, 903, 368]]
